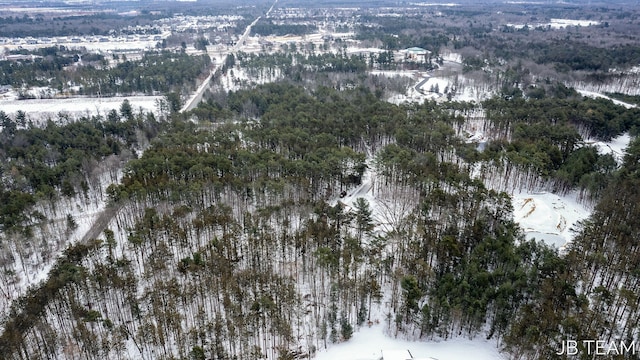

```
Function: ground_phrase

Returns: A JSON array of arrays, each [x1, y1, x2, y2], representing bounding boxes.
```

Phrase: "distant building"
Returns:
[[401, 47, 430, 63]]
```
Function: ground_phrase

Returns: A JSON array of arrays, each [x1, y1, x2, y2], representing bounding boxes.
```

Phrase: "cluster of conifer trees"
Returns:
[[0, 47, 210, 96], [1, 79, 638, 359]]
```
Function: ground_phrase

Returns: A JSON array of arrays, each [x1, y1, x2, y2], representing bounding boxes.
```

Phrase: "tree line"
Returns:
[[0, 48, 211, 97]]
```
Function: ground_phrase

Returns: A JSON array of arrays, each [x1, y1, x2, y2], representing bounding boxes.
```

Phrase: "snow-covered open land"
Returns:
[[0, 95, 162, 119], [587, 132, 631, 164], [512, 191, 590, 249], [505, 18, 600, 30], [314, 325, 505, 360]]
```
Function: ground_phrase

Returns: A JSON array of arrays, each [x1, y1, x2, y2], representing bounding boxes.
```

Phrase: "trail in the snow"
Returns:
[[79, 203, 123, 243]]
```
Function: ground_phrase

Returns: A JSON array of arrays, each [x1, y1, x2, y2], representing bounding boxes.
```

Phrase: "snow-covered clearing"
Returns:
[[576, 89, 637, 109], [329, 154, 397, 235], [0, 95, 162, 120], [418, 77, 450, 94], [386, 72, 492, 105], [506, 19, 600, 30], [387, 82, 440, 104], [217, 66, 282, 92], [508, 132, 631, 250], [314, 324, 505, 360], [440, 51, 462, 64], [511, 191, 591, 250], [346, 47, 388, 55], [585, 132, 631, 164]]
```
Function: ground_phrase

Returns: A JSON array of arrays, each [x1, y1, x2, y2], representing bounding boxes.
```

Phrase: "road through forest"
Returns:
[[79, 0, 279, 246], [181, 0, 279, 112]]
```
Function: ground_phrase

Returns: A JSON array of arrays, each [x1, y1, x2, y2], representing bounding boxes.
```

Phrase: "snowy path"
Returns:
[[577, 89, 637, 109], [79, 203, 123, 243], [331, 148, 376, 209]]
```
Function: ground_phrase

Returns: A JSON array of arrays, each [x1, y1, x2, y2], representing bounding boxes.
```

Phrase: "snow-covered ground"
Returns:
[[509, 133, 631, 250], [387, 80, 444, 104], [314, 324, 505, 360], [347, 47, 388, 55], [509, 130, 631, 250], [377, 48, 492, 106], [511, 191, 591, 250], [440, 51, 462, 64], [386, 72, 635, 252], [418, 77, 450, 95], [216, 66, 283, 92], [1, 38, 163, 53], [0, 95, 162, 120], [576, 89, 637, 109], [370, 70, 420, 78], [585, 132, 631, 164], [0, 167, 121, 330], [329, 154, 391, 234], [506, 18, 600, 30]]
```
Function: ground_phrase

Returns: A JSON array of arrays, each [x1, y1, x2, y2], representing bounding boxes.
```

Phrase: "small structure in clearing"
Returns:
[[400, 47, 430, 62]]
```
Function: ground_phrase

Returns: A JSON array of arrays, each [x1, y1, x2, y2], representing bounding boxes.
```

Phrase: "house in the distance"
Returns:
[[400, 47, 430, 63]]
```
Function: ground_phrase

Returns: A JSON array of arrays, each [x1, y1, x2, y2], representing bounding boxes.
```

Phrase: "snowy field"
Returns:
[[440, 51, 462, 64], [314, 324, 505, 360], [370, 70, 420, 78], [512, 191, 591, 249], [510, 132, 631, 250], [0, 95, 162, 120], [1, 38, 163, 54], [506, 18, 600, 30]]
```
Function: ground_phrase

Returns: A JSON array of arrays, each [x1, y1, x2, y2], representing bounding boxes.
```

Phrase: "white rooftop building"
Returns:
[[399, 47, 431, 63]]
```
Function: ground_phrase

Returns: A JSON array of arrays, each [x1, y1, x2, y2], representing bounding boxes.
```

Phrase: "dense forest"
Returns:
[[0, 48, 211, 97], [2, 1, 640, 360], [1, 77, 638, 359], [0, 13, 160, 38]]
